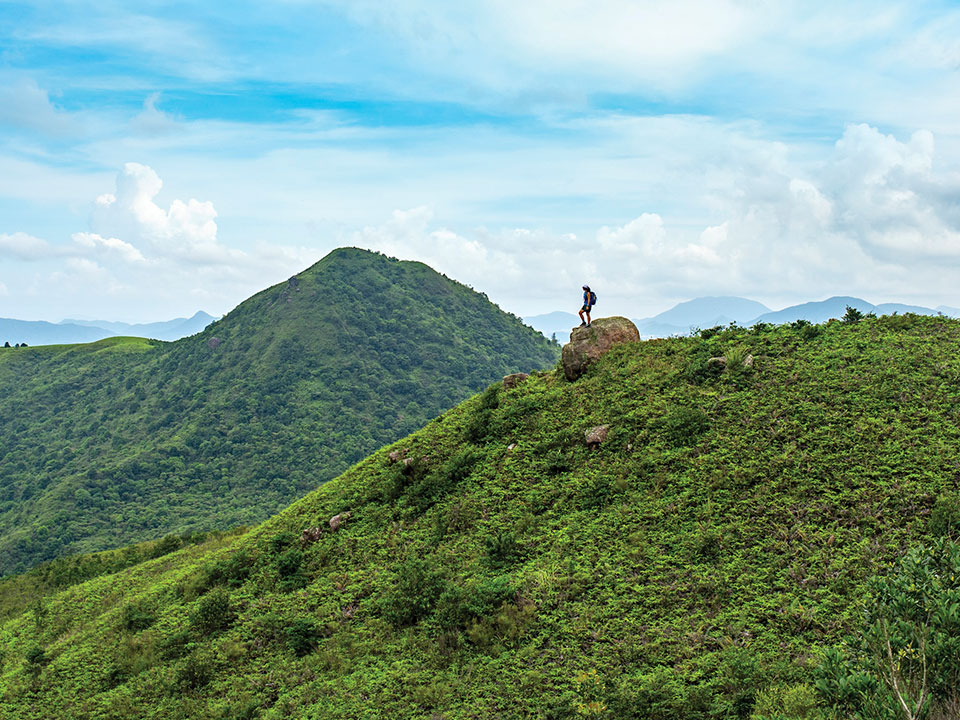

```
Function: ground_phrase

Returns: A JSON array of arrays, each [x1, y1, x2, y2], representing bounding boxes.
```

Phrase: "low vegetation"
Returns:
[[1, 313, 958, 718], [0, 248, 558, 575]]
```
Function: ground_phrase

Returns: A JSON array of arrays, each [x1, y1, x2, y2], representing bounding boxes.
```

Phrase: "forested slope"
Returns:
[[0, 248, 558, 575], [1, 314, 959, 718]]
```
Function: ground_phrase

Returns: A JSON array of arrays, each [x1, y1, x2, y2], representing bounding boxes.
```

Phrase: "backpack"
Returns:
[[589, 291, 597, 306]]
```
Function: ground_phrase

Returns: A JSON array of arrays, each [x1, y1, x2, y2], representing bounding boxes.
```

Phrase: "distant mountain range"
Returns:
[[526, 295, 960, 342], [0, 311, 216, 346]]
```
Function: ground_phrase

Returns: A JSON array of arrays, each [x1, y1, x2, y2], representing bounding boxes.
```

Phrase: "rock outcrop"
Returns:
[[585, 425, 610, 448], [561, 317, 640, 381], [503, 372, 530, 389]]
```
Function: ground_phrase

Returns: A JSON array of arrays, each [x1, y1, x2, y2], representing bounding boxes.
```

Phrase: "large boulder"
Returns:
[[561, 317, 640, 381]]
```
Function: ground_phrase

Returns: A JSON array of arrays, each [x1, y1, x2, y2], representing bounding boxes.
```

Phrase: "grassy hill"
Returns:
[[1, 313, 959, 718], [0, 248, 558, 576]]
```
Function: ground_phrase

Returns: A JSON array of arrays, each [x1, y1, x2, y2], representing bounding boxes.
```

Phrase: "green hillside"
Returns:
[[0, 248, 559, 576], [2, 314, 959, 718]]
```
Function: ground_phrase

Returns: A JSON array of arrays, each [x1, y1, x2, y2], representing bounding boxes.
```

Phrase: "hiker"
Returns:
[[578, 285, 596, 327]]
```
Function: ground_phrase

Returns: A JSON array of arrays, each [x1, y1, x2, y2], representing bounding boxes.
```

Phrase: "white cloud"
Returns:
[[0, 79, 79, 136], [0, 232, 55, 261], [91, 162, 241, 265], [71, 232, 147, 263], [0, 281, 8, 297], [130, 93, 179, 136]]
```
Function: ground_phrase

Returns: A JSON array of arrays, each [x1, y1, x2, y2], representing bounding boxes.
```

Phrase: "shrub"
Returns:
[[190, 587, 234, 634], [653, 406, 709, 447], [201, 550, 253, 590], [175, 651, 212, 691], [750, 683, 819, 720], [150, 534, 182, 559], [274, 547, 309, 592], [842, 306, 864, 323], [464, 408, 493, 444], [286, 618, 322, 657], [157, 630, 193, 660], [930, 493, 960, 538], [436, 575, 515, 630], [380, 557, 445, 627], [24, 644, 49, 670], [121, 600, 156, 632], [484, 531, 524, 569], [815, 539, 960, 719]]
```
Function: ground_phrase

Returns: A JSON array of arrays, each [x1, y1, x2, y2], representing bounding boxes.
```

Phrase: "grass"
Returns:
[[1, 313, 958, 718]]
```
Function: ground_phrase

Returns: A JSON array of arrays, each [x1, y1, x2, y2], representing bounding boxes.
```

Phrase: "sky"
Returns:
[[2, 0, 960, 322]]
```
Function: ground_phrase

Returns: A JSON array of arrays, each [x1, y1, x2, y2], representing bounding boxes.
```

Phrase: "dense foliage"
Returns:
[[1, 313, 959, 718], [0, 248, 559, 575]]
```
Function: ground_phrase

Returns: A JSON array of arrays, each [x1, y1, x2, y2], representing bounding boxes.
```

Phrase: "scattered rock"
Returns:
[[329, 511, 352, 532], [387, 450, 403, 463], [287, 276, 300, 289], [585, 425, 610, 448], [207, 337, 222, 349], [507, 443, 517, 452], [626, 443, 633, 452], [342, 603, 357, 619], [300, 527, 323, 545], [707, 356, 727, 368], [744, 354, 754, 369], [401, 458, 415, 475], [561, 317, 640, 381], [503, 372, 529, 389]]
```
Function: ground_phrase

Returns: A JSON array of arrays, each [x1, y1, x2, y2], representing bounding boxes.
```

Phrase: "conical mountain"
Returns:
[[2, 314, 957, 717], [0, 248, 558, 575]]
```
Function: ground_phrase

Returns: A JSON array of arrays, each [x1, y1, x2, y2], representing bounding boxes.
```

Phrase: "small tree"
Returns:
[[816, 539, 960, 719], [842, 306, 865, 323]]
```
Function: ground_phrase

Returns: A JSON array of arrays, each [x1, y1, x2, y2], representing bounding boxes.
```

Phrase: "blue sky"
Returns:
[[2, 0, 960, 321]]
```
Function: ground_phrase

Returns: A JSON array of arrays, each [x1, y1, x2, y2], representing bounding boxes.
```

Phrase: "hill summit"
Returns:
[[1, 313, 958, 718], [0, 248, 558, 575]]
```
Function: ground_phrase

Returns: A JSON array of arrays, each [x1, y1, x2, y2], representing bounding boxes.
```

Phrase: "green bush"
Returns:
[[23, 643, 48, 670], [150, 535, 182, 559], [121, 600, 156, 632], [930, 493, 960, 538], [653, 406, 709, 447], [435, 575, 515, 630], [380, 557, 445, 627], [175, 651, 212, 691], [750, 683, 819, 720], [815, 539, 960, 719], [286, 617, 322, 657], [190, 587, 234, 634], [842, 306, 865, 323], [483, 531, 524, 569], [201, 550, 253, 590], [274, 547, 309, 592]]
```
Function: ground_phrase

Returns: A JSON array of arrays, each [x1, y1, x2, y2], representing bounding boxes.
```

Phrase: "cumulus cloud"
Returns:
[[346, 123, 960, 315], [130, 93, 179, 136], [71, 232, 147, 263], [91, 162, 240, 265], [0, 232, 56, 261]]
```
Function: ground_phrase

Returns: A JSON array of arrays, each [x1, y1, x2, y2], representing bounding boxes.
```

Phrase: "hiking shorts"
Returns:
[[581, 304, 592, 312]]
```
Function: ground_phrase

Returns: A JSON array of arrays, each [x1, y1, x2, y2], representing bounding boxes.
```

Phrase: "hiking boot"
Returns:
[[579, 322, 586, 327], [586, 323, 591, 327]]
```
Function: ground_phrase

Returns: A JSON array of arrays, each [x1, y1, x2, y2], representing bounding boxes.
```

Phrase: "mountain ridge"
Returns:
[[0, 247, 558, 576], [1, 313, 957, 718]]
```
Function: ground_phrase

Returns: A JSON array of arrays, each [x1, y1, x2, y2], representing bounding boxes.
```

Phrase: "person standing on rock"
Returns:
[[578, 285, 596, 327]]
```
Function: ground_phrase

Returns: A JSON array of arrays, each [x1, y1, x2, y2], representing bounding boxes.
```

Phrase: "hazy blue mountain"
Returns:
[[751, 296, 874, 324], [750, 297, 946, 325], [1, 312, 217, 346], [936, 305, 960, 317], [524, 311, 580, 344], [0, 319, 110, 346], [60, 311, 217, 341], [646, 296, 771, 328], [873, 303, 938, 317]]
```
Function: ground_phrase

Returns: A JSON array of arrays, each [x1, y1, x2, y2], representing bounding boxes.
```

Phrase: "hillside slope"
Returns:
[[0, 248, 558, 575], [1, 314, 958, 719]]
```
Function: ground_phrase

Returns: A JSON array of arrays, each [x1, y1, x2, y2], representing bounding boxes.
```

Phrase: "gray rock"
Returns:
[[300, 526, 323, 545], [585, 424, 610, 447], [503, 372, 530, 389], [207, 337, 222, 349], [561, 317, 640, 381], [329, 511, 352, 532]]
